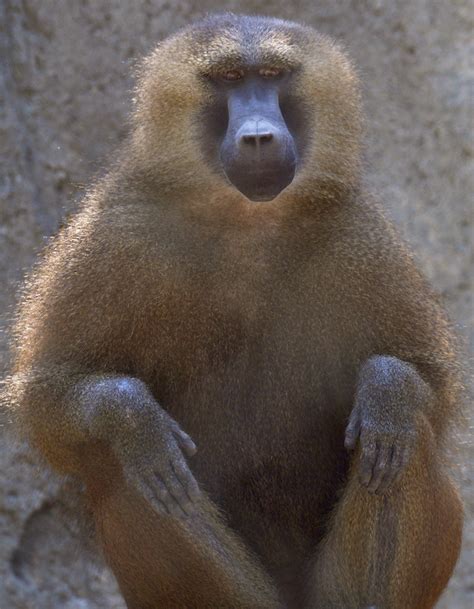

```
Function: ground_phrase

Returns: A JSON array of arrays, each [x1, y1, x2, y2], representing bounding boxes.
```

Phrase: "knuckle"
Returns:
[[166, 503, 180, 516], [178, 465, 194, 484], [161, 494, 175, 508], [141, 461, 154, 475], [359, 425, 371, 440], [345, 432, 356, 444], [361, 446, 375, 461], [187, 476, 199, 490], [359, 453, 373, 468], [141, 487, 155, 504], [360, 429, 376, 445], [186, 472, 198, 487], [360, 419, 377, 433], [176, 485, 189, 498], [173, 460, 188, 476], [360, 431, 374, 445], [156, 486, 169, 500], [390, 468, 401, 481], [187, 482, 200, 498], [170, 480, 186, 497], [359, 466, 372, 481]]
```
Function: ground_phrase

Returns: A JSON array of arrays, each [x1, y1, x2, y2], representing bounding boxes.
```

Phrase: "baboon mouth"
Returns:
[[230, 180, 293, 202], [224, 168, 295, 202]]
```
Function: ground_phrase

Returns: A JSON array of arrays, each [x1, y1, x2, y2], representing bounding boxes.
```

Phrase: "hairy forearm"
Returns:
[[5, 369, 158, 471]]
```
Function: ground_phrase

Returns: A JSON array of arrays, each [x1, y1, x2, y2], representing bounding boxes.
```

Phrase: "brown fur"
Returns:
[[4, 13, 463, 609]]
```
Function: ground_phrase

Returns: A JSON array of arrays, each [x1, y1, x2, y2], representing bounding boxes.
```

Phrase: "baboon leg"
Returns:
[[307, 420, 463, 609], [80, 446, 283, 609]]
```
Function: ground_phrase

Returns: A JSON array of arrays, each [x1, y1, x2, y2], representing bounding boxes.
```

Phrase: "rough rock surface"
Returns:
[[0, 1, 472, 607]]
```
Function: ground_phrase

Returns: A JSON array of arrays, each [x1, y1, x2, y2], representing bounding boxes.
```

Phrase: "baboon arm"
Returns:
[[6, 370, 154, 469], [6, 369, 202, 516]]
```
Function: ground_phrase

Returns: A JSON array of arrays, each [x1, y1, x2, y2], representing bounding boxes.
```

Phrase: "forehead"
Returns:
[[181, 15, 305, 72]]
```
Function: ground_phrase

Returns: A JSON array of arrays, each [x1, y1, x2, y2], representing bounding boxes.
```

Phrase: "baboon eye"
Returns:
[[221, 69, 244, 82], [260, 68, 281, 78]]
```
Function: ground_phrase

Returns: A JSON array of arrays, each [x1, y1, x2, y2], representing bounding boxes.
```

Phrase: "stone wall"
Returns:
[[1, 1, 472, 607]]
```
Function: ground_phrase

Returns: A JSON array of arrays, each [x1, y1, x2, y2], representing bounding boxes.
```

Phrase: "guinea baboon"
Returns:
[[4, 13, 463, 609]]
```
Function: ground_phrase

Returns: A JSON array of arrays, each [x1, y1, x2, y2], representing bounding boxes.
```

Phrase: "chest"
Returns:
[[132, 246, 364, 411]]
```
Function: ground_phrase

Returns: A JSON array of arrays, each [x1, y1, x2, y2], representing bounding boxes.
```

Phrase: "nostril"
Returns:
[[259, 132, 273, 143], [241, 132, 274, 145], [241, 134, 256, 145]]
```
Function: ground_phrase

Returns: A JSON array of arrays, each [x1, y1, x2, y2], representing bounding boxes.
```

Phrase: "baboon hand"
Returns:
[[110, 405, 201, 517], [345, 403, 417, 495], [344, 356, 430, 495]]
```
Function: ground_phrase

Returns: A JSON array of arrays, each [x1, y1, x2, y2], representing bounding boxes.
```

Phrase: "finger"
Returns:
[[124, 468, 170, 516], [344, 415, 361, 451], [167, 462, 197, 516], [152, 474, 187, 518], [359, 437, 377, 487], [375, 445, 397, 494], [173, 426, 197, 456], [162, 464, 195, 516], [123, 465, 168, 515], [390, 445, 410, 487], [368, 443, 391, 494], [172, 460, 201, 503], [160, 475, 188, 518]]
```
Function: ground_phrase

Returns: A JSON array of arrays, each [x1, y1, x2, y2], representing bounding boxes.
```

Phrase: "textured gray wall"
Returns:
[[1, 1, 472, 607]]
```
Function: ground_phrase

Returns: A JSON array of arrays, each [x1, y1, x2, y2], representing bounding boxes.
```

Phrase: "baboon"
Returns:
[[5, 13, 463, 609]]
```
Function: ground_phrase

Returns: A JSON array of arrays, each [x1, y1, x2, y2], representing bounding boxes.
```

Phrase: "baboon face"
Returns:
[[204, 63, 300, 202], [134, 14, 362, 201]]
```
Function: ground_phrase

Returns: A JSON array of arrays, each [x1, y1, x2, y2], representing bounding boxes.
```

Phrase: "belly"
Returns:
[[162, 367, 351, 564]]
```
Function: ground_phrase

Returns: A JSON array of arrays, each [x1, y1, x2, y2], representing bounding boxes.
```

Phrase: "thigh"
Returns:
[[307, 419, 463, 609], [81, 444, 283, 609]]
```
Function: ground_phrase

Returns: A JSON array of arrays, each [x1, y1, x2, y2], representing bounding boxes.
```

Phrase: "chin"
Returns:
[[245, 193, 279, 202]]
